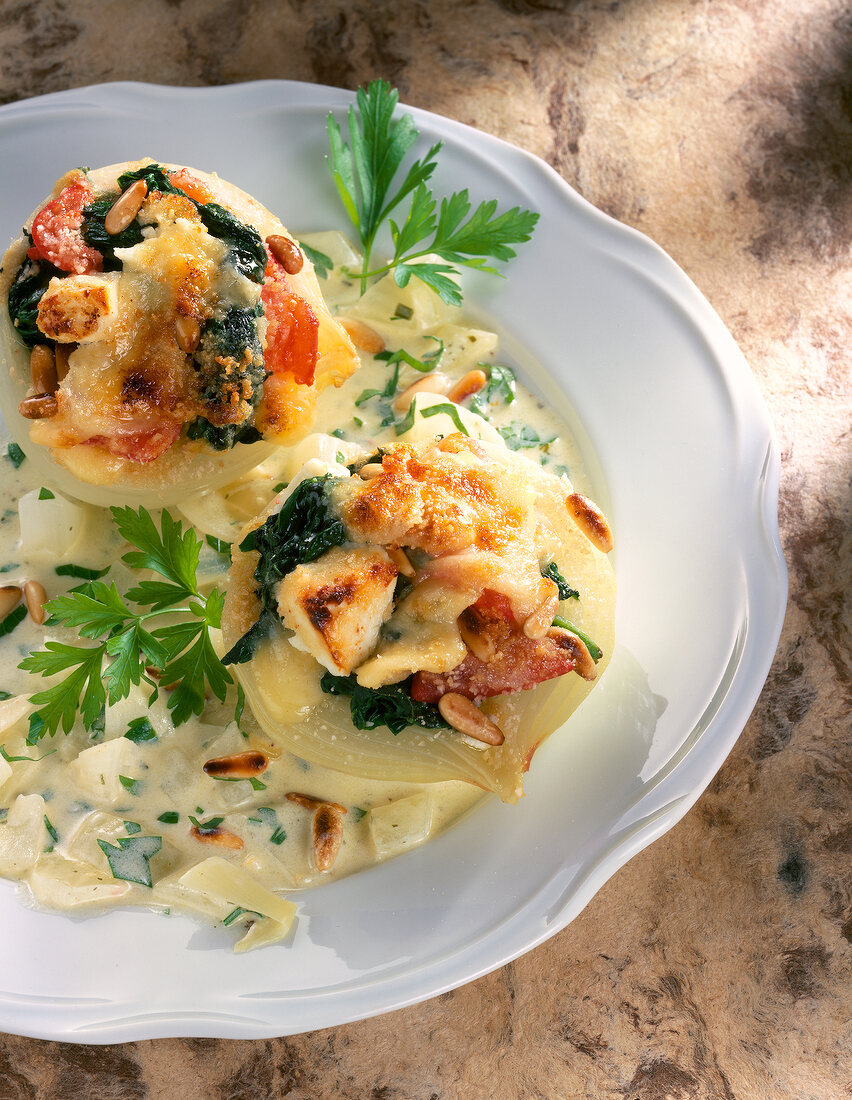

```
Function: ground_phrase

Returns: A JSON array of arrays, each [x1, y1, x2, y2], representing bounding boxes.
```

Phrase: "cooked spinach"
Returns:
[[116, 163, 267, 283], [185, 305, 266, 450], [80, 197, 144, 269], [222, 477, 348, 665], [320, 672, 450, 735], [7, 256, 62, 347], [541, 562, 579, 601]]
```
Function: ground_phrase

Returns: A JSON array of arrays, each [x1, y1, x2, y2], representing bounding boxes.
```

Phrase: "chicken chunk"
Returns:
[[36, 273, 119, 343], [276, 545, 398, 676]]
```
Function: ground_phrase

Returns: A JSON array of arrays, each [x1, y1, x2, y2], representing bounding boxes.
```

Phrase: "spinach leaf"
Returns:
[[7, 257, 61, 347], [541, 562, 579, 601], [320, 672, 450, 735], [222, 478, 348, 665], [196, 202, 267, 284], [81, 197, 144, 269]]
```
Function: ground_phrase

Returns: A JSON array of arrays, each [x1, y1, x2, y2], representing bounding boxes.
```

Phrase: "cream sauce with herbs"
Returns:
[[0, 232, 602, 949]]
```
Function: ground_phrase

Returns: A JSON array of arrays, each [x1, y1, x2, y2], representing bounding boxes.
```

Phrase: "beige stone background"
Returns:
[[0, 0, 849, 1096]]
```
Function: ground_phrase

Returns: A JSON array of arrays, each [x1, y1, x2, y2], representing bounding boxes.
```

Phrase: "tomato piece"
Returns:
[[169, 167, 215, 205], [28, 180, 102, 274], [83, 422, 182, 464], [261, 252, 319, 386]]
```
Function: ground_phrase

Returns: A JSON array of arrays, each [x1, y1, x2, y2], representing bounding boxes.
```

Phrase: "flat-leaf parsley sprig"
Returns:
[[326, 80, 539, 306], [19, 507, 232, 743]]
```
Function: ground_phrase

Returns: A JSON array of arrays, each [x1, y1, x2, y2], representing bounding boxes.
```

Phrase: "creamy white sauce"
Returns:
[[0, 233, 601, 949]]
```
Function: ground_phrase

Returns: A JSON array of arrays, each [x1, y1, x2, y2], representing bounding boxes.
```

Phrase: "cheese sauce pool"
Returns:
[[0, 236, 600, 948]]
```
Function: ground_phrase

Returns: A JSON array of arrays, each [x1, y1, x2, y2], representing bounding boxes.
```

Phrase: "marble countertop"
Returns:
[[0, 0, 849, 1096]]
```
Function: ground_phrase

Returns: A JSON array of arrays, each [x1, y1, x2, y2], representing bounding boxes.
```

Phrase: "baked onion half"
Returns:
[[222, 429, 616, 803], [0, 160, 358, 507]]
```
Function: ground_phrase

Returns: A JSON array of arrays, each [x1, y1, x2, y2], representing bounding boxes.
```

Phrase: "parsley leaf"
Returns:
[[6, 443, 25, 468], [327, 81, 536, 304], [299, 241, 333, 279], [19, 508, 235, 741]]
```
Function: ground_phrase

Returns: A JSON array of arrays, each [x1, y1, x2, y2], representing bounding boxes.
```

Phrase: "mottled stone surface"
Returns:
[[0, 0, 849, 1096]]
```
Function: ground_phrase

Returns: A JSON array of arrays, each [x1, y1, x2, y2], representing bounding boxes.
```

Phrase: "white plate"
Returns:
[[0, 81, 786, 1042]]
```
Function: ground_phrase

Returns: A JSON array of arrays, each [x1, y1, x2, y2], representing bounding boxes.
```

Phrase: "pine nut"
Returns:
[[358, 462, 384, 480], [313, 803, 344, 872], [190, 825, 244, 850], [175, 315, 201, 354], [387, 547, 415, 578], [457, 614, 496, 662], [54, 342, 72, 381], [30, 345, 57, 394], [438, 693, 504, 746], [447, 369, 487, 404], [267, 234, 304, 274], [203, 750, 268, 779], [565, 492, 613, 554], [0, 586, 22, 619], [338, 317, 386, 355], [24, 580, 47, 625], [286, 791, 347, 814], [523, 591, 560, 640], [547, 627, 597, 681], [104, 179, 148, 235], [18, 394, 57, 420], [393, 372, 449, 412]]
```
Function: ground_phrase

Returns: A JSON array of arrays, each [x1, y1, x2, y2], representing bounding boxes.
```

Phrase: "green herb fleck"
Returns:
[[0, 605, 27, 639], [299, 241, 333, 280], [125, 716, 158, 743], [98, 834, 162, 887], [157, 811, 179, 825], [189, 814, 224, 833], [37, 487, 55, 501], [119, 775, 141, 796], [498, 422, 557, 451], [54, 563, 110, 581], [223, 905, 263, 927], [43, 815, 59, 843], [6, 443, 25, 469], [0, 744, 56, 763], [123, 821, 142, 835]]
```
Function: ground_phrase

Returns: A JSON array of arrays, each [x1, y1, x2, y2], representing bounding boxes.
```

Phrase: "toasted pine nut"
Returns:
[[54, 343, 72, 381], [0, 586, 22, 619], [339, 317, 386, 355], [523, 591, 560, 640], [18, 394, 57, 420], [286, 792, 347, 815], [203, 750, 268, 779], [30, 345, 57, 394], [190, 825, 244, 850], [313, 803, 344, 872], [565, 492, 613, 554], [438, 693, 504, 746], [387, 547, 415, 578], [393, 372, 449, 412], [24, 580, 47, 625], [458, 615, 497, 662], [447, 369, 487, 404], [104, 179, 148, 235], [547, 627, 597, 681], [358, 462, 384, 480], [267, 234, 304, 275], [175, 315, 201, 354]]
